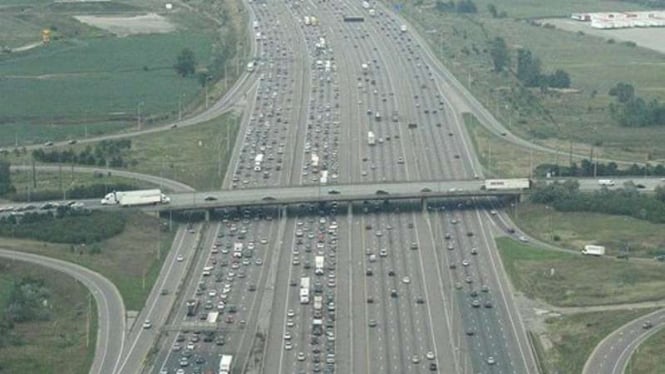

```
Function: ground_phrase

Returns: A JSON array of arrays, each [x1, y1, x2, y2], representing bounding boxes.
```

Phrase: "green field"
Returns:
[[626, 327, 665, 374], [537, 309, 655, 374], [397, 0, 665, 162], [513, 202, 665, 258], [496, 237, 665, 306], [0, 211, 174, 310], [0, 32, 213, 125], [0, 0, 246, 147], [0, 259, 95, 374]]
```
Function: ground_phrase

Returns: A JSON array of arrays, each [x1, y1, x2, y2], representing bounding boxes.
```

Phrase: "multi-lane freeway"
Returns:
[[5, 0, 662, 372], [148, 0, 541, 372]]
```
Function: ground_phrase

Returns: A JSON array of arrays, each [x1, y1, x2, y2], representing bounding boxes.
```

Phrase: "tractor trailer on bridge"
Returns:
[[483, 178, 531, 190], [100, 189, 170, 207]]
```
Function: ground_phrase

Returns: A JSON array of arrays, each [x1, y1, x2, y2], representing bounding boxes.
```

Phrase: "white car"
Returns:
[[142, 320, 152, 329], [176, 254, 185, 262]]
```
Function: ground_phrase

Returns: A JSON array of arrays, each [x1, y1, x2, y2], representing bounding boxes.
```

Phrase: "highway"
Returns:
[[583, 309, 665, 374], [0, 248, 125, 374]]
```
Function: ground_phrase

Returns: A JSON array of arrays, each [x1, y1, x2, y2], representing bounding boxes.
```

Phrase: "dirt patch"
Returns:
[[74, 13, 176, 37]]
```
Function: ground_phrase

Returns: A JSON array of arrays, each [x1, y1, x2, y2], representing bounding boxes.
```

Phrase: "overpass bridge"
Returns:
[[147, 179, 524, 214]]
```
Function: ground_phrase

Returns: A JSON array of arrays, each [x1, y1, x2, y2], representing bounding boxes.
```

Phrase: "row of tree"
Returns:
[[489, 39, 571, 89], [535, 159, 665, 178], [31, 140, 135, 168], [531, 180, 665, 223], [435, 0, 478, 13], [608, 82, 665, 127], [0, 210, 126, 244]]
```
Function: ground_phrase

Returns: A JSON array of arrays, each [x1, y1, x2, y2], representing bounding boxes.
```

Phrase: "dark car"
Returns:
[[204, 195, 217, 201]]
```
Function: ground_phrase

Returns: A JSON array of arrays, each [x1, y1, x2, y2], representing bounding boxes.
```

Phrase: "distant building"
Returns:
[[571, 10, 665, 29]]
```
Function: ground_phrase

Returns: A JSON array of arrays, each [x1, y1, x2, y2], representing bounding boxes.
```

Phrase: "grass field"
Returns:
[[513, 202, 665, 258], [537, 309, 655, 374], [398, 0, 665, 162], [0, 259, 96, 374], [0, 0, 246, 147], [124, 113, 240, 190], [496, 237, 665, 306], [0, 211, 174, 310], [463, 113, 573, 177], [626, 327, 665, 374]]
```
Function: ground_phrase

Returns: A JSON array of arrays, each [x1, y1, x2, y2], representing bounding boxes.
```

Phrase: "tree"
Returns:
[[174, 48, 196, 77], [656, 186, 665, 203], [547, 69, 571, 88], [0, 160, 14, 196], [609, 82, 635, 103], [516, 49, 542, 87], [487, 4, 498, 17], [456, 0, 477, 13], [489, 37, 510, 72]]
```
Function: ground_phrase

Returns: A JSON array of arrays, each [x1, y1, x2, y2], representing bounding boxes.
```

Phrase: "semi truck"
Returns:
[[300, 277, 310, 304], [368, 131, 376, 145], [219, 355, 232, 374], [100, 189, 170, 207], [186, 299, 199, 316], [582, 245, 605, 256], [315, 256, 325, 275], [313, 295, 323, 310], [483, 178, 531, 190], [254, 153, 264, 171], [207, 311, 219, 324], [319, 170, 328, 184]]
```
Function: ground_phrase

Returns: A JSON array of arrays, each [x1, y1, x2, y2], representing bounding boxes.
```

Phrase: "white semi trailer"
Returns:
[[101, 189, 170, 207], [582, 245, 606, 256]]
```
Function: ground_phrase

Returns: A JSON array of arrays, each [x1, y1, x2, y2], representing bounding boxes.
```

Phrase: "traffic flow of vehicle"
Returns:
[[150, 0, 537, 373]]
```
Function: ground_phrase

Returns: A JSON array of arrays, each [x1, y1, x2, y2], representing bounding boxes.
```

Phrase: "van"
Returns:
[[598, 179, 615, 186]]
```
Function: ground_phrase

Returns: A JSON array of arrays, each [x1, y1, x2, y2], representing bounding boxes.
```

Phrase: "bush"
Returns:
[[0, 210, 126, 244]]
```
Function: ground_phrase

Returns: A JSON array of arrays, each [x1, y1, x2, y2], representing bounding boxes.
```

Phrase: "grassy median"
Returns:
[[626, 328, 665, 374], [0, 259, 96, 374]]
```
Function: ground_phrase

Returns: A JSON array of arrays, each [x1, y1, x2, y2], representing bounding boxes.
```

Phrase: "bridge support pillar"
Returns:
[[205, 209, 213, 222], [420, 197, 427, 211]]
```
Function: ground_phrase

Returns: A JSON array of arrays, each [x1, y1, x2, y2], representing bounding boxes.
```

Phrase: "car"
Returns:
[[518, 235, 529, 242], [429, 362, 437, 371], [176, 254, 185, 262], [470, 248, 478, 255], [297, 352, 306, 361], [375, 190, 389, 195], [506, 227, 516, 234], [485, 301, 493, 308], [142, 320, 152, 329], [287, 309, 295, 317], [411, 355, 420, 364], [471, 299, 481, 308], [402, 276, 411, 284], [204, 195, 217, 201], [160, 289, 169, 295], [490, 209, 498, 215], [426, 351, 435, 360], [636, 183, 646, 189], [367, 297, 374, 304], [368, 319, 377, 327], [466, 329, 475, 336], [391, 289, 398, 297], [462, 259, 470, 267], [388, 270, 396, 276], [366, 268, 373, 276], [328, 189, 340, 195], [467, 231, 474, 237], [410, 242, 418, 250], [487, 356, 496, 365], [643, 321, 653, 329], [416, 297, 425, 304]]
